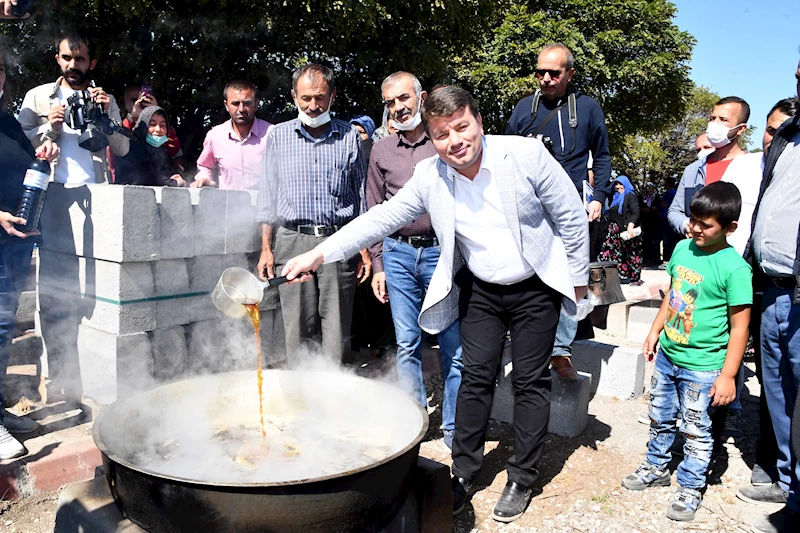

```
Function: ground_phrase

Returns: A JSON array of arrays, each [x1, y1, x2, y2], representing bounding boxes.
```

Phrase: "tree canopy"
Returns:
[[0, 0, 694, 167]]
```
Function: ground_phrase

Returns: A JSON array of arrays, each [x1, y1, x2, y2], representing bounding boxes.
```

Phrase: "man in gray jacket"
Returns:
[[281, 86, 589, 524]]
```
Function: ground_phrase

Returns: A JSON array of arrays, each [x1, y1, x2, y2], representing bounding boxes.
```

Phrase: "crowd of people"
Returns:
[[1, 24, 799, 532]]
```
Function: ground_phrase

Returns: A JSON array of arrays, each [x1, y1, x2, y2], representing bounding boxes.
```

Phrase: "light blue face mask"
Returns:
[[146, 133, 168, 148]]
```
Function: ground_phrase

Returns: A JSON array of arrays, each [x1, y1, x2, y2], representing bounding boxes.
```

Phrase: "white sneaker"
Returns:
[[1, 410, 39, 434], [0, 424, 26, 460]]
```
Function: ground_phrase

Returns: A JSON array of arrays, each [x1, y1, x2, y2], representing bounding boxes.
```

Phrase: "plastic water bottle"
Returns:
[[15, 158, 51, 233], [620, 227, 642, 241]]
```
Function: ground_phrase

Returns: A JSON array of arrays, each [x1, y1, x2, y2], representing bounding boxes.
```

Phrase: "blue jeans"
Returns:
[[0, 242, 35, 406], [551, 305, 577, 357], [382, 237, 463, 432], [645, 350, 720, 490], [760, 282, 800, 512]]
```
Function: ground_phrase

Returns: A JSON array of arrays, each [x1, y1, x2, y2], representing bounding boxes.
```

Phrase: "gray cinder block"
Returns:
[[38, 250, 157, 335], [548, 370, 592, 437], [489, 341, 591, 437], [40, 183, 160, 262], [153, 259, 192, 328], [77, 326, 154, 404], [570, 340, 645, 399], [154, 186, 194, 259], [149, 326, 189, 382], [190, 187, 226, 256], [187, 255, 225, 323], [224, 189, 260, 254]]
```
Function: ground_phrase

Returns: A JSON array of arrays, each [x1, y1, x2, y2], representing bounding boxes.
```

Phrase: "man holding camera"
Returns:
[[505, 43, 612, 381], [19, 31, 129, 184]]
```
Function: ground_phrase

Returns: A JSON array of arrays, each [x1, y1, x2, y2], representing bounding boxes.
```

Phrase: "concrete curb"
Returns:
[[0, 422, 100, 501]]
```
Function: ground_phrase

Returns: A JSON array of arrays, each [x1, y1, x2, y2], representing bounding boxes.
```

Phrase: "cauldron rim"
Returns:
[[92, 370, 429, 488]]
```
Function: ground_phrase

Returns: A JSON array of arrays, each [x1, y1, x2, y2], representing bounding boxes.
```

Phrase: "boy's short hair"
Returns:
[[685, 288, 698, 300], [689, 182, 742, 227]]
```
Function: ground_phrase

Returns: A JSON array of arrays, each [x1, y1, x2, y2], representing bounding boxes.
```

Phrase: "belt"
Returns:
[[768, 275, 797, 290], [394, 235, 439, 248], [283, 224, 340, 237]]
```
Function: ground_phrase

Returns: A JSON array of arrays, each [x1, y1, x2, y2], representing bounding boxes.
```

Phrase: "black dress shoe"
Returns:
[[492, 481, 533, 523], [452, 476, 473, 516]]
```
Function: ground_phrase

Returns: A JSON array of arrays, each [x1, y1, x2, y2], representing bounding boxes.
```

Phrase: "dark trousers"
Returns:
[[451, 271, 561, 487]]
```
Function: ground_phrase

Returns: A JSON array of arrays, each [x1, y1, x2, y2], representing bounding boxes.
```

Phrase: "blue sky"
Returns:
[[672, 0, 799, 149]]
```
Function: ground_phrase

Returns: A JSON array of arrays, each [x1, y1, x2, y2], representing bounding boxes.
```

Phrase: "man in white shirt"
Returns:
[[18, 31, 129, 183], [280, 86, 589, 524]]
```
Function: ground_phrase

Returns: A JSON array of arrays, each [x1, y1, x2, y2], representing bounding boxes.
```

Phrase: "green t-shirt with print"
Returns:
[[659, 239, 753, 371]]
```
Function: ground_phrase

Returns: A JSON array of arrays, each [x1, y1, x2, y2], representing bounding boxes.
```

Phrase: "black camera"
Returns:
[[541, 135, 555, 156], [64, 89, 118, 152]]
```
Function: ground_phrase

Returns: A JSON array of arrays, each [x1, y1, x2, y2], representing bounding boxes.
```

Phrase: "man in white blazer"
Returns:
[[281, 87, 589, 523]]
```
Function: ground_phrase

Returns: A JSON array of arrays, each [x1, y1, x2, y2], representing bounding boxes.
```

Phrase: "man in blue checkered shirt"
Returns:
[[257, 63, 370, 363]]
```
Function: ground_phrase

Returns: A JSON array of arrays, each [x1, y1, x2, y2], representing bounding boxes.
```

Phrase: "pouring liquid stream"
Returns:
[[242, 301, 266, 443]]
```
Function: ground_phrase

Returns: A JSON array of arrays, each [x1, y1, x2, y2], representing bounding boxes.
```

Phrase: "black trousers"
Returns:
[[451, 271, 561, 487]]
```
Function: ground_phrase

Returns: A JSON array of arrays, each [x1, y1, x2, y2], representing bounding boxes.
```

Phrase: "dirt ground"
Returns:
[[0, 339, 779, 533]]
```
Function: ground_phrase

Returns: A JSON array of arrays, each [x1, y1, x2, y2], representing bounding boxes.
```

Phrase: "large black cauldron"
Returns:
[[93, 370, 429, 533]]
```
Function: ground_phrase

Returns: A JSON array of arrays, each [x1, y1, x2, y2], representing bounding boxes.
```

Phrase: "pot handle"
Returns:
[[588, 268, 607, 292]]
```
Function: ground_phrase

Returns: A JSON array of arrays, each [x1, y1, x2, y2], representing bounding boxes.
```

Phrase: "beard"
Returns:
[[62, 67, 89, 88]]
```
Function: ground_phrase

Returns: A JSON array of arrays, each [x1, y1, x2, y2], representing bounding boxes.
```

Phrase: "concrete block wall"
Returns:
[[37, 183, 283, 404]]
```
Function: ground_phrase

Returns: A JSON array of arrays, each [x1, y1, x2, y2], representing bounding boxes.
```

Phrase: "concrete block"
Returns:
[[489, 341, 591, 437], [40, 183, 160, 262], [15, 290, 36, 328], [153, 186, 194, 259], [570, 340, 645, 399], [625, 299, 662, 342], [548, 370, 591, 437], [190, 187, 226, 256], [185, 320, 226, 374], [149, 327, 189, 382], [153, 259, 192, 328], [223, 253, 249, 270], [38, 249, 157, 335], [187, 255, 225, 322], [224, 189, 260, 254], [77, 326, 154, 404]]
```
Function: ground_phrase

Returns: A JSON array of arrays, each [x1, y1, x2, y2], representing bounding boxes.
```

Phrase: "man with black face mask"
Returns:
[[18, 30, 129, 184]]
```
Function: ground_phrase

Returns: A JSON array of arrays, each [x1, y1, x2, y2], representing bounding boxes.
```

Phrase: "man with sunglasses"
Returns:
[[505, 43, 612, 381]]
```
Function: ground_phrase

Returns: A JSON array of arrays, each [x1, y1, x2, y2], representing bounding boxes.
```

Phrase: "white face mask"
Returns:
[[706, 121, 743, 149], [393, 96, 423, 132], [697, 148, 715, 161], [296, 96, 333, 128]]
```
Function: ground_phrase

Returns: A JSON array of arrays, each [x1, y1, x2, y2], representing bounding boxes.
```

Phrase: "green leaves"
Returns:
[[2, 0, 693, 169]]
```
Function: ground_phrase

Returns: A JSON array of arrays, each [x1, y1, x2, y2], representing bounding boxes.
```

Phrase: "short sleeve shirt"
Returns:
[[659, 239, 753, 371]]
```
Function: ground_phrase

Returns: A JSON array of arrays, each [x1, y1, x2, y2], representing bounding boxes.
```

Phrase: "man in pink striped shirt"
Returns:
[[192, 80, 270, 190]]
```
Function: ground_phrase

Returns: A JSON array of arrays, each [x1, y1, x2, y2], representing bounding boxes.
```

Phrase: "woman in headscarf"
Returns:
[[598, 175, 643, 285], [350, 115, 376, 161], [115, 105, 186, 187], [639, 181, 662, 267]]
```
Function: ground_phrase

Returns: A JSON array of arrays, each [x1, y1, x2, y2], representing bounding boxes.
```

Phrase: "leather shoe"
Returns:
[[492, 481, 533, 523], [551, 355, 578, 381], [452, 476, 473, 516]]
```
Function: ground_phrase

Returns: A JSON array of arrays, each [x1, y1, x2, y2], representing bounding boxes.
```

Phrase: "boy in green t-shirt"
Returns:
[[621, 182, 753, 521]]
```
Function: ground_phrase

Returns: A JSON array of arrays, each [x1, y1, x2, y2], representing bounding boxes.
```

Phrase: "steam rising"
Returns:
[[95, 363, 425, 484]]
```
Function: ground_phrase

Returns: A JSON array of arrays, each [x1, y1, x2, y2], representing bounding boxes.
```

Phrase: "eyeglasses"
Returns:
[[535, 69, 563, 78]]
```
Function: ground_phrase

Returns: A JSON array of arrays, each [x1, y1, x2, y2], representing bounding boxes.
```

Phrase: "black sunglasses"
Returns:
[[535, 69, 563, 78]]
